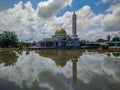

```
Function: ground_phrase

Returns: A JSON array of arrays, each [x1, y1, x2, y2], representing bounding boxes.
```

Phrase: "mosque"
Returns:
[[36, 12, 81, 48]]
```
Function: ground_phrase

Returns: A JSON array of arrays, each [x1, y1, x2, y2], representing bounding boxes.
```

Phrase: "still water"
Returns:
[[0, 49, 120, 90]]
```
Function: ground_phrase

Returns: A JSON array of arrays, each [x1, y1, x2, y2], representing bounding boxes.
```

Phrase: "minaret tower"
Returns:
[[72, 12, 77, 37]]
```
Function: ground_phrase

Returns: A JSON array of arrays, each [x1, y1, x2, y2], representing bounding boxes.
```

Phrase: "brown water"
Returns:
[[0, 49, 120, 90]]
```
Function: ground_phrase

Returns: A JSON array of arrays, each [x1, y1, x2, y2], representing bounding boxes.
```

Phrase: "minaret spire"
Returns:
[[72, 11, 78, 39], [72, 12, 77, 36]]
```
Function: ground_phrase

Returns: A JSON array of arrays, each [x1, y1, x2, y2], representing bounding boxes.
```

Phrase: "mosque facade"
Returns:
[[36, 12, 81, 48]]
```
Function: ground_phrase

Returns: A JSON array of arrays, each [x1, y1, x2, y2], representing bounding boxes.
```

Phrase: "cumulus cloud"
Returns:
[[102, 0, 120, 3], [75, 5, 104, 40], [0, 0, 105, 41], [37, 0, 72, 18], [80, 29, 106, 41], [101, 0, 120, 32], [102, 2, 120, 32], [0, 0, 73, 42], [0, 0, 119, 42], [0, 1, 44, 41]]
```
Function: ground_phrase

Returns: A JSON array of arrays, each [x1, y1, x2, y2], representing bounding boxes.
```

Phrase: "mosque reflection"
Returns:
[[106, 52, 120, 64], [0, 50, 19, 66], [36, 49, 83, 83]]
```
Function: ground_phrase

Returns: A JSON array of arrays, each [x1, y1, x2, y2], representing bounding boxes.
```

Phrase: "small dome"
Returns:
[[55, 27, 66, 35], [55, 60, 66, 69]]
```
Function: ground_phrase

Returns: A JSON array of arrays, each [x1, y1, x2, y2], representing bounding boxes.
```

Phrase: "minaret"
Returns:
[[72, 12, 77, 36]]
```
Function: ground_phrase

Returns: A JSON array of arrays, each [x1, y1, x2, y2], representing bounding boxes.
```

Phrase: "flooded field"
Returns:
[[0, 49, 120, 90]]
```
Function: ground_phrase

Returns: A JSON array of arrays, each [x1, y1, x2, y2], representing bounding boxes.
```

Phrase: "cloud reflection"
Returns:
[[0, 50, 120, 90], [102, 57, 120, 82]]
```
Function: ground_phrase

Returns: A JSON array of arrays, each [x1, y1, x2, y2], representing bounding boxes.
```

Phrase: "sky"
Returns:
[[0, 0, 120, 42]]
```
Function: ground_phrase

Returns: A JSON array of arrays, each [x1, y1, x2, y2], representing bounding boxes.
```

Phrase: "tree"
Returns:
[[112, 35, 120, 41], [96, 38, 106, 43], [0, 31, 18, 48], [107, 35, 111, 41]]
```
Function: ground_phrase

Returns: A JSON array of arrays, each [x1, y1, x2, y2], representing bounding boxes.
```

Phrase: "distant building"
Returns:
[[36, 12, 81, 48], [108, 41, 120, 47]]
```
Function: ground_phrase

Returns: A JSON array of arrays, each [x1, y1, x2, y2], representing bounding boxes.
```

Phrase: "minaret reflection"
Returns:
[[36, 49, 82, 83], [71, 58, 78, 84], [107, 52, 111, 57]]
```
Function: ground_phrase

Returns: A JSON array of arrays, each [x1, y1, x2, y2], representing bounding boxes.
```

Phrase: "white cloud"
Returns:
[[79, 29, 106, 41], [0, 1, 42, 41], [74, 5, 104, 40], [102, 3, 120, 32], [37, 0, 72, 19], [102, 0, 120, 3], [0, 0, 73, 42], [0, 0, 119, 42], [102, 0, 109, 3]]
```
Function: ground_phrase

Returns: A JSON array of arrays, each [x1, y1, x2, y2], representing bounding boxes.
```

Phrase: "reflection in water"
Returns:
[[38, 71, 69, 90], [0, 49, 120, 90], [72, 58, 78, 83], [36, 49, 83, 83], [0, 50, 19, 66], [107, 52, 120, 57], [112, 52, 120, 57], [0, 78, 21, 90], [103, 56, 120, 82]]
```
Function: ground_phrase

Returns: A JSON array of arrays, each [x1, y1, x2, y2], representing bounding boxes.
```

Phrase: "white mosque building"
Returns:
[[36, 12, 81, 48]]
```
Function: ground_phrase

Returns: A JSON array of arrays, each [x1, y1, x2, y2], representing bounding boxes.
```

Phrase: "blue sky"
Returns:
[[0, 0, 120, 41], [1, 0, 112, 15], [58, 0, 112, 15]]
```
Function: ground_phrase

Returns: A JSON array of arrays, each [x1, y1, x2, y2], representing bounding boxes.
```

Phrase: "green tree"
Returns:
[[0, 31, 18, 48], [112, 35, 120, 41], [96, 38, 106, 43]]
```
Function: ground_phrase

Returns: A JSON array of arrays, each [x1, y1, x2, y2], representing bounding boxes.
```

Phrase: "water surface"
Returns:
[[0, 49, 120, 90]]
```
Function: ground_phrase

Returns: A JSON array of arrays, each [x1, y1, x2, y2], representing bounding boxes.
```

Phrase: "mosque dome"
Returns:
[[55, 27, 67, 35], [55, 60, 66, 69]]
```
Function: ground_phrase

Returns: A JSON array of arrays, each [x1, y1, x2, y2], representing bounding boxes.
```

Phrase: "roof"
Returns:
[[55, 27, 67, 35], [43, 38, 56, 42], [107, 41, 120, 44]]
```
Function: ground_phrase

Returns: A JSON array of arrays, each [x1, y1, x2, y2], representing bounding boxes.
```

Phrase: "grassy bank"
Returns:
[[0, 48, 18, 51]]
